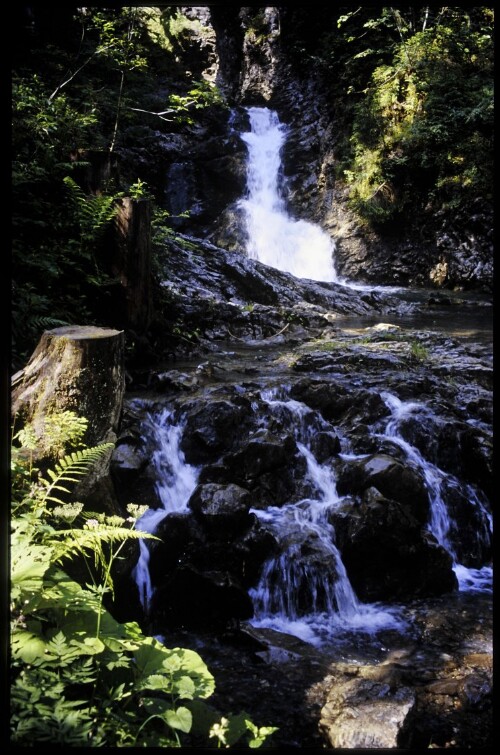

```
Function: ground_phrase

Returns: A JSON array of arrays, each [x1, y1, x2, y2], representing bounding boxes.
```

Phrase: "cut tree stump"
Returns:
[[113, 197, 152, 332], [11, 325, 125, 460]]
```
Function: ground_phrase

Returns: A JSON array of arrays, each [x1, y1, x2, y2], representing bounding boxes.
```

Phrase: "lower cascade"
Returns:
[[132, 405, 198, 613], [129, 382, 492, 645], [247, 388, 406, 644], [376, 392, 493, 593]]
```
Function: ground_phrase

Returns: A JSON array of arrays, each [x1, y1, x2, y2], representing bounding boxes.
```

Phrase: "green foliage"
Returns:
[[128, 177, 152, 199], [336, 8, 494, 226], [410, 341, 429, 362], [287, 7, 493, 229], [11, 6, 227, 370], [10, 413, 277, 748], [63, 175, 122, 249]]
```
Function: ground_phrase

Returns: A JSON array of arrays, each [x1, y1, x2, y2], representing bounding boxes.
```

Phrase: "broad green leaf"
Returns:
[[223, 712, 249, 747], [161, 653, 182, 673], [80, 636, 106, 654], [141, 697, 169, 716], [164, 706, 192, 733], [11, 630, 47, 662], [184, 699, 220, 737], [173, 647, 215, 699], [136, 673, 172, 692], [134, 636, 174, 680], [11, 543, 52, 589], [173, 674, 196, 699]]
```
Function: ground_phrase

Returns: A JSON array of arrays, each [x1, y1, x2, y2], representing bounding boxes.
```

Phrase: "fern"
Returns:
[[63, 175, 122, 246], [52, 524, 158, 569], [11, 410, 277, 747], [38, 444, 114, 506]]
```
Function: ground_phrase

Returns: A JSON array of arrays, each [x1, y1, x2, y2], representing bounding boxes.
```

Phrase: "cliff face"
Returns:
[[161, 7, 493, 292]]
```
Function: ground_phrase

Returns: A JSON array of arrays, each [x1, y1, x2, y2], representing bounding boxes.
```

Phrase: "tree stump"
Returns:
[[11, 325, 125, 459], [113, 197, 152, 332]]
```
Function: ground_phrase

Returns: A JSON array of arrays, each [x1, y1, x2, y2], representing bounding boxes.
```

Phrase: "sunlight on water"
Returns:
[[250, 605, 408, 648], [377, 391, 493, 595], [248, 389, 411, 646], [238, 106, 403, 293], [454, 564, 493, 593], [239, 107, 338, 282], [131, 404, 199, 613]]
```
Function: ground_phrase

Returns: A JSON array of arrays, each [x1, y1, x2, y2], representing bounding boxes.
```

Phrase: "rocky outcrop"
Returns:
[[331, 488, 457, 601], [319, 661, 416, 748]]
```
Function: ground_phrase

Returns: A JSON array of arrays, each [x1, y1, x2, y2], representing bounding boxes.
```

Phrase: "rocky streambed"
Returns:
[[108, 232, 492, 749]]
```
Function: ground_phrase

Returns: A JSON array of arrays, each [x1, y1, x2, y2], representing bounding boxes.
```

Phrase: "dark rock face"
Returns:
[[188, 482, 252, 535], [290, 380, 388, 427], [198, 7, 493, 291], [336, 453, 430, 524], [179, 398, 251, 463], [331, 488, 457, 601], [146, 502, 278, 631]]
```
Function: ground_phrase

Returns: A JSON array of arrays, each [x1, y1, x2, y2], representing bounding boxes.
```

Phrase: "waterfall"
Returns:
[[377, 392, 492, 593], [248, 389, 406, 646], [131, 404, 199, 613], [238, 107, 339, 282]]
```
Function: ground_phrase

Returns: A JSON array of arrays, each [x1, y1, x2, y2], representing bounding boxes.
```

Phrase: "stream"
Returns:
[[112, 107, 493, 748]]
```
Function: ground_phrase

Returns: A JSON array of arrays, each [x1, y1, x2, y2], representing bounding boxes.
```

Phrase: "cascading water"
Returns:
[[375, 392, 493, 594], [248, 388, 406, 646], [131, 403, 199, 613], [238, 107, 339, 283], [238, 106, 402, 293]]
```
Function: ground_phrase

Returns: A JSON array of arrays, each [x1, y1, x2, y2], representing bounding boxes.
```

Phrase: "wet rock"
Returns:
[[309, 430, 341, 462], [332, 488, 457, 601], [180, 398, 252, 463], [150, 564, 254, 629], [397, 415, 492, 500], [228, 430, 297, 478], [258, 527, 342, 615], [188, 482, 253, 535], [440, 479, 492, 566], [336, 453, 430, 523], [289, 380, 387, 427], [223, 430, 306, 507], [110, 440, 162, 509], [319, 663, 416, 748]]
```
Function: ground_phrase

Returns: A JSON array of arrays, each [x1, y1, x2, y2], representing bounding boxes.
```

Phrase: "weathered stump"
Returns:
[[11, 325, 125, 458], [113, 197, 152, 332], [69, 148, 119, 195]]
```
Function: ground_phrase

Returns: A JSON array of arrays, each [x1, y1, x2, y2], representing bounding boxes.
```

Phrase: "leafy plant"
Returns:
[[10, 412, 278, 747], [128, 177, 152, 199]]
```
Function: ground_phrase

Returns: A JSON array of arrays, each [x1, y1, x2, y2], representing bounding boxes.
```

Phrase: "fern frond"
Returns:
[[52, 526, 159, 566], [30, 316, 71, 333], [39, 444, 114, 506]]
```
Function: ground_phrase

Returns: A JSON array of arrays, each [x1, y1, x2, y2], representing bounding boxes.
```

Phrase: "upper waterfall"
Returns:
[[238, 107, 339, 283]]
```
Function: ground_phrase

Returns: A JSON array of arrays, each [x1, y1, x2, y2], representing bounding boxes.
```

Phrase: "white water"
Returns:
[[238, 106, 402, 293], [377, 392, 493, 594], [238, 107, 339, 282], [131, 405, 199, 613], [249, 389, 407, 646], [128, 390, 491, 647]]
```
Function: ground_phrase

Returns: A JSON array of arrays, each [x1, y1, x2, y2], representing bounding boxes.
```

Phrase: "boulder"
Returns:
[[150, 564, 254, 629], [331, 488, 457, 601], [188, 482, 253, 535], [336, 453, 430, 523], [180, 398, 251, 463], [320, 662, 416, 749]]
